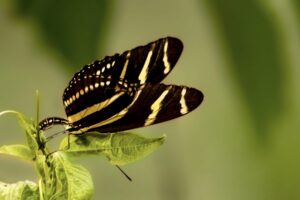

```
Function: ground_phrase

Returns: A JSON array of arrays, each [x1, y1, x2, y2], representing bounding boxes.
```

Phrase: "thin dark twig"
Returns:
[[116, 165, 132, 182]]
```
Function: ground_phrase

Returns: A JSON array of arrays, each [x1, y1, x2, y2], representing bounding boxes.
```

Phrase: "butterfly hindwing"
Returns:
[[72, 83, 203, 133]]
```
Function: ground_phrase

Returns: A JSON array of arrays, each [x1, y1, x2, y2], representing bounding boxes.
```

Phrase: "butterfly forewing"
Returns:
[[117, 37, 183, 84], [63, 37, 183, 123]]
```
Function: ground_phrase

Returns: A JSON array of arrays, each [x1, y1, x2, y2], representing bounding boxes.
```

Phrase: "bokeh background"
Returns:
[[1, 0, 300, 199]]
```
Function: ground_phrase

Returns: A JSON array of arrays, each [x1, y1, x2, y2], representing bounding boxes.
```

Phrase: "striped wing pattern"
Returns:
[[84, 84, 203, 133], [40, 37, 203, 134], [63, 37, 183, 117]]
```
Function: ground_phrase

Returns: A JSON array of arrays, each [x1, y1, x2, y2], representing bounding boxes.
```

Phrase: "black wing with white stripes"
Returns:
[[39, 37, 203, 134], [63, 37, 183, 116], [81, 84, 203, 133]]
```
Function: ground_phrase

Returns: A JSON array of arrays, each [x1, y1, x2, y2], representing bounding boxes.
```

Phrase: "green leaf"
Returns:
[[60, 132, 166, 166], [0, 144, 34, 161], [0, 181, 39, 200], [34, 155, 50, 198], [13, 0, 115, 71], [16, 115, 39, 155], [105, 133, 166, 165], [207, 0, 284, 137], [47, 152, 93, 200], [0, 110, 39, 155]]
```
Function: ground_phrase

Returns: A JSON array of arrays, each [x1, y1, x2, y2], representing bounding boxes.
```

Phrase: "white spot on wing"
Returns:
[[138, 46, 154, 84], [120, 52, 130, 80], [180, 88, 188, 114], [90, 85, 94, 91], [144, 88, 170, 126], [163, 40, 171, 74], [80, 89, 84, 95]]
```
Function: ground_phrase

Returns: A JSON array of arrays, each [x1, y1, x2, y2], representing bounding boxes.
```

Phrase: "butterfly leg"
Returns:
[[67, 132, 71, 150]]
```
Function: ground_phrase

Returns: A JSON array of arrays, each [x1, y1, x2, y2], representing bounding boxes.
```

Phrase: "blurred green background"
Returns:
[[1, 0, 300, 199]]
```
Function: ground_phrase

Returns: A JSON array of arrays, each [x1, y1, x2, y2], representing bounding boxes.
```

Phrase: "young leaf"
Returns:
[[16, 114, 40, 155], [104, 133, 166, 166], [60, 132, 166, 166], [59, 133, 113, 155], [0, 144, 33, 161], [0, 181, 39, 200], [46, 152, 94, 200], [34, 155, 50, 199], [0, 110, 40, 155]]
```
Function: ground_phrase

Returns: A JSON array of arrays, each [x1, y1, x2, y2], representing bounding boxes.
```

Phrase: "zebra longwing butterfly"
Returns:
[[39, 37, 204, 134]]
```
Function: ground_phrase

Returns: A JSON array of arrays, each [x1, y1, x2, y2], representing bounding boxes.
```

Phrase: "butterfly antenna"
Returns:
[[116, 165, 132, 182]]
